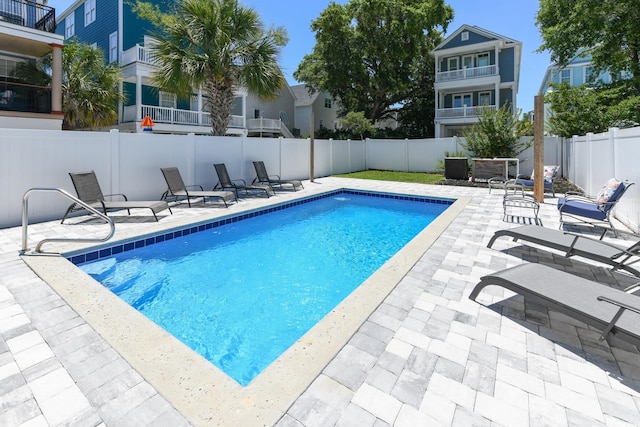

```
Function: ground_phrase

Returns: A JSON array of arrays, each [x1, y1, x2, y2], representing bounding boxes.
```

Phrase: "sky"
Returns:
[[47, 0, 551, 113]]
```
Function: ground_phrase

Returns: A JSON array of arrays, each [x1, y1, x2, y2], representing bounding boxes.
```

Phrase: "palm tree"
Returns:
[[61, 39, 124, 130], [147, 0, 286, 135], [13, 39, 124, 130]]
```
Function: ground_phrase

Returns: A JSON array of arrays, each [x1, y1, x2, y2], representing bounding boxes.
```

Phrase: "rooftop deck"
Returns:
[[1, 178, 639, 426]]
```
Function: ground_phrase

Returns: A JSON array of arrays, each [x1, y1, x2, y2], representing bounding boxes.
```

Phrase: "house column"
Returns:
[[495, 81, 500, 109], [50, 43, 63, 115], [197, 89, 203, 125], [136, 75, 142, 122]]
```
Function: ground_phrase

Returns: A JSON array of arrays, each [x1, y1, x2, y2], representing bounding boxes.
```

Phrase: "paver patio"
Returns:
[[1, 177, 639, 426]]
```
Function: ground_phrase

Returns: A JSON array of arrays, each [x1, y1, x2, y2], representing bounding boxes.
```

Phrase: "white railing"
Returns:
[[436, 105, 496, 119], [436, 65, 498, 82], [123, 104, 246, 129], [121, 45, 157, 66], [247, 118, 282, 132]]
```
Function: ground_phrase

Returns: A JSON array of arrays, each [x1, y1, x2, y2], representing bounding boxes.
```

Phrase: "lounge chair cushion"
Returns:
[[515, 178, 553, 189], [596, 178, 624, 211], [556, 198, 608, 220]]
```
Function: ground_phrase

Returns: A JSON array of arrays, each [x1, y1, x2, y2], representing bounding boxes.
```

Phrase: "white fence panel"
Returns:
[[563, 127, 640, 232], [313, 139, 332, 178], [329, 140, 351, 175], [280, 138, 309, 180], [367, 139, 408, 171]]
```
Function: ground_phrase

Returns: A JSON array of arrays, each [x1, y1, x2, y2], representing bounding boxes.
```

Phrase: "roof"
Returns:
[[290, 84, 319, 107], [433, 24, 521, 52]]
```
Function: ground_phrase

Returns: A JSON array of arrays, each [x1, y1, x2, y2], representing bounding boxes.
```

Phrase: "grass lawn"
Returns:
[[334, 170, 444, 184]]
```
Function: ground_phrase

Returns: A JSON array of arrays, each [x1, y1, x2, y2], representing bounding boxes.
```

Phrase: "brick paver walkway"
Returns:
[[2, 177, 639, 426]]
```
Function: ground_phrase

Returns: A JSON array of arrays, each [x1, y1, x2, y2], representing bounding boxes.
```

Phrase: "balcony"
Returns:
[[121, 45, 157, 67], [0, 0, 55, 33], [0, 81, 51, 113], [435, 105, 496, 119], [436, 65, 497, 83], [123, 104, 244, 128]]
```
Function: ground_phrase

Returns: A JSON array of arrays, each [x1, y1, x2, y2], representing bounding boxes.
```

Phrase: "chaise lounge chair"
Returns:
[[488, 225, 640, 276], [557, 179, 634, 230], [469, 263, 640, 347], [160, 167, 236, 207], [213, 163, 273, 198], [252, 161, 303, 191], [61, 171, 171, 223]]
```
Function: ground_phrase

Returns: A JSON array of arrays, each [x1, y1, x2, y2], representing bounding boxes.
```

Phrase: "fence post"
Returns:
[[109, 129, 120, 196], [609, 127, 618, 180]]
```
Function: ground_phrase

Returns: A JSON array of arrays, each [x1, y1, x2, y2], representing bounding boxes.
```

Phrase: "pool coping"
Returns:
[[22, 187, 470, 426]]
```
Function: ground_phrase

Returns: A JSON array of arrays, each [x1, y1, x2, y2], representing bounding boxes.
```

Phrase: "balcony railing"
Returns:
[[123, 104, 245, 129], [0, 0, 55, 33], [435, 105, 496, 119], [436, 65, 498, 83], [121, 45, 157, 66], [0, 81, 51, 113]]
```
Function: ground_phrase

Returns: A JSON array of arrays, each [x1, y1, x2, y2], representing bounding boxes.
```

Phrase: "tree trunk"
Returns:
[[204, 77, 235, 136]]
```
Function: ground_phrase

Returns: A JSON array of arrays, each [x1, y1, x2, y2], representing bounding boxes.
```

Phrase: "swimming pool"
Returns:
[[72, 189, 453, 386]]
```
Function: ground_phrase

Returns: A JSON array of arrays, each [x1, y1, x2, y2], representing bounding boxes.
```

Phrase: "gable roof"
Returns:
[[433, 24, 520, 52], [290, 84, 320, 107]]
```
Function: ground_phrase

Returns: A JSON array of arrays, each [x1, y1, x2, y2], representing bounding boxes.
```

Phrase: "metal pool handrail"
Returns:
[[22, 188, 115, 254]]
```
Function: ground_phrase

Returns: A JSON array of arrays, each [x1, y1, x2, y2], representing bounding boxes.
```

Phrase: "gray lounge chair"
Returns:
[[469, 263, 640, 347], [213, 163, 273, 198], [488, 225, 640, 276], [252, 161, 303, 191], [61, 171, 171, 223], [160, 167, 236, 207]]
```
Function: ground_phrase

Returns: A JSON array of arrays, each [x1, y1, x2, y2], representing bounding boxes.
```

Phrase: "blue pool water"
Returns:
[[77, 191, 451, 386]]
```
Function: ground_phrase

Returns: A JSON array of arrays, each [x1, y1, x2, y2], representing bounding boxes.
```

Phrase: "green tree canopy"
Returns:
[[461, 104, 531, 158], [135, 0, 287, 135], [544, 82, 640, 137], [294, 0, 453, 124], [536, 0, 640, 92], [338, 111, 375, 140]]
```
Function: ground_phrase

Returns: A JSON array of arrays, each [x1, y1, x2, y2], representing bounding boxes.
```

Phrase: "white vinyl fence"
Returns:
[[563, 127, 640, 233], [0, 127, 589, 229]]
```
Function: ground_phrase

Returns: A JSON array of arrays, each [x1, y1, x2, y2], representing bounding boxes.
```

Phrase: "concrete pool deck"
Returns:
[[2, 177, 640, 426]]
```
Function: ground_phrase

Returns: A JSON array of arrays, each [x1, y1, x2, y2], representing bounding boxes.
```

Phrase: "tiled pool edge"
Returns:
[[66, 189, 454, 266], [21, 190, 469, 426]]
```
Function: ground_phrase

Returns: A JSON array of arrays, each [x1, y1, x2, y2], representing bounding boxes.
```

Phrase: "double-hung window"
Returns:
[[84, 0, 96, 26], [65, 13, 75, 38], [453, 93, 471, 108], [109, 32, 118, 63]]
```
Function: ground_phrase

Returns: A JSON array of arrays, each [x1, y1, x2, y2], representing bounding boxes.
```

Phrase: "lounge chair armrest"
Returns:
[[269, 174, 281, 181], [103, 192, 128, 201], [232, 179, 247, 186], [561, 231, 640, 257], [185, 184, 204, 191], [563, 192, 592, 202], [596, 295, 640, 341]]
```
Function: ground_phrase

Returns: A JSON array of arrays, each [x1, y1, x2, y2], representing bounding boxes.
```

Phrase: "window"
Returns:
[[560, 69, 571, 84], [279, 111, 289, 125], [324, 98, 332, 108], [478, 91, 491, 106], [0, 57, 21, 79], [84, 0, 96, 26], [462, 55, 473, 69], [159, 92, 176, 109], [254, 109, 262, 118], [448, 57, 459, 71], [190, 95, 198, 111], [477, 52, 490, 67], [65, 12, 75, 38], [109, 32, 118, 63], [461, 31, 469, 41], [453, 93, 471, 108]]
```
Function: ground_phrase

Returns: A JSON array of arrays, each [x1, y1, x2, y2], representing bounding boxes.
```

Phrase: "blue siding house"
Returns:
[[538, 48, 626, 94], [431, 25, 522, 138], [55, 0, 298, 136]]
